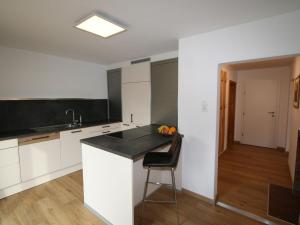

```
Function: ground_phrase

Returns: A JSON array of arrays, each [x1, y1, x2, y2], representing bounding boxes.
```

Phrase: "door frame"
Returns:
[[227, 81, 237, 148], [219, 70, 227, 155]]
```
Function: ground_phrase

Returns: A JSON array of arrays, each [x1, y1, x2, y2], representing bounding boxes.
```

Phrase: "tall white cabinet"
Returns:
[[121, 62, 151, 126]]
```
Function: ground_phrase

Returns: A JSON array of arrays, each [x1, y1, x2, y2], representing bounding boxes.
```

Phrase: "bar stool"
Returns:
[[140, 132, 183, 225]]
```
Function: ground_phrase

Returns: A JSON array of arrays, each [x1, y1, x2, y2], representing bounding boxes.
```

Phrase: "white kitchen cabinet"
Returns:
[[122, 82, 151, 126], [19, 133, 61, 182], [0, 164, 21, 190], [85, 122, 122, 137], [122, 62, 150, 83], [0, 146, 19, 167], [0, 139, 17, 149], [121, 123, 137, 131], [0, 139, 21, 190], [60, 123, 123, 169], [60, 128, 89, 169]]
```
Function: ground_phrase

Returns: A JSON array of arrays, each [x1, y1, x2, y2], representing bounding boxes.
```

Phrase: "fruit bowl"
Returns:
[[157, 125, 177, 136]]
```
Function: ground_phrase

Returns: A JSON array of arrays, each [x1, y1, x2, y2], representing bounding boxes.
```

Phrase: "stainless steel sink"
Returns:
[[33, 124, 81, 132]]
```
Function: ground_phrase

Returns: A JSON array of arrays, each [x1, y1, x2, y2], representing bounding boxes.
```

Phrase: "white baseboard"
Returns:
[[0, 164, 82, 199], [84, 203, 112, 225]]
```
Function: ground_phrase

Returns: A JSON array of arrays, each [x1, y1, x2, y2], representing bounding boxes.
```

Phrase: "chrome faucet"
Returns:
[[65, 109, 77, 126]]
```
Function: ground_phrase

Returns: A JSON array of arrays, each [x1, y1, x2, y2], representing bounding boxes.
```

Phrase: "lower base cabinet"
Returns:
[[0, 164, 21, 189], [19, 138, 61, 182], [60, 123, 123, 169], [0, 142, 21, 189], [60, 129, 88, 169], [0, 122, 132, 199]]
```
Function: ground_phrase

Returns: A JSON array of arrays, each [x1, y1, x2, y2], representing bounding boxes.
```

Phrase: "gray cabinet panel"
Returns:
[[151, 58, 178, 126], [107, 69, 122, 121]]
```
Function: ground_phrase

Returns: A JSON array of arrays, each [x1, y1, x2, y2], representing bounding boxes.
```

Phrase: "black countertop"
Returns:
[[81, 125, 173, 160], [0, 120, 121, 141]]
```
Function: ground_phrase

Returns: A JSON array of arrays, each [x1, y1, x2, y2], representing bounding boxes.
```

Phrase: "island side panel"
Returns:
[[82, 144, 134, 225]]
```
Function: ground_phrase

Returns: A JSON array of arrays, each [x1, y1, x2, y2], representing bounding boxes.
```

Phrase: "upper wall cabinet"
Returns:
[[121, 62, 151, 126], [122, 62, 151, 83]]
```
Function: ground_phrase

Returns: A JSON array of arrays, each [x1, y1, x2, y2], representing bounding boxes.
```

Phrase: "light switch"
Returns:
[[201, 101, 208, 112]]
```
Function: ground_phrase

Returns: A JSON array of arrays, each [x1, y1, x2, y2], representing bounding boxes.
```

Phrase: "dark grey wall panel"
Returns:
[[0, 99, 108, 132], [107, 68, 122, 121], [151, 58, 178, 126]]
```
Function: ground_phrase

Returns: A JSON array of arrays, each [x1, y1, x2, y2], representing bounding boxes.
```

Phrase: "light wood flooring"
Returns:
[[218, 144, 292, 225], [0, 170, 263, 225]]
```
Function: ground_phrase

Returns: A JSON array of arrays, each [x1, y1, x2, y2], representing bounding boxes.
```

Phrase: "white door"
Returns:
[[241, 79, 278, 148]]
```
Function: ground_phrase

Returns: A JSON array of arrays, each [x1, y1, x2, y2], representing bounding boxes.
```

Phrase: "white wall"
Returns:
[[0, 46, 107, 99], [234, 66, 291, 148], [179, 10, 300, 200], [288, 57, 300, 182]]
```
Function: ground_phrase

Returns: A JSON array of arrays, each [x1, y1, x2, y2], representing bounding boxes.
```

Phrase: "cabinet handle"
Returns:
[[102, 131, 111, 134], [102, 125, 110, 128], [32, 136, 50, 141], [19, 132, 59, 145], [123, 123, 130, 126], [71, 130, 82, 133]]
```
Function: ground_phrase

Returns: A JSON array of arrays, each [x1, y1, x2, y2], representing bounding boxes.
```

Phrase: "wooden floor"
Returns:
[[218, 144, 292, 225], [0, 170, 263, 225]]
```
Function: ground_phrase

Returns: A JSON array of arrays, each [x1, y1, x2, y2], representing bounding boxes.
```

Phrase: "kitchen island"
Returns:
[[81, 125, 182, 225]]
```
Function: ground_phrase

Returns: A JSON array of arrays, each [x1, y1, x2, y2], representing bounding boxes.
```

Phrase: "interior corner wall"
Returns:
[[234, 66, 291, 148], [0, 46, 107, 99], [288, 56, 300, 182], [179, 10, 300, 200]]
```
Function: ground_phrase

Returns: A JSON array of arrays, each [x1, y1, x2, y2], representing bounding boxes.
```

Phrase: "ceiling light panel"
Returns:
[[76, 15, 125, 38]]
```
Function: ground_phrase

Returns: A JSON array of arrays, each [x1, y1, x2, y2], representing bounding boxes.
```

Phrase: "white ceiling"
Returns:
[[1, 0, 300, 65]]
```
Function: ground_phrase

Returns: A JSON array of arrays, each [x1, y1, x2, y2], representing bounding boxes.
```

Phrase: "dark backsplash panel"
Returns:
[[0, 99, 108, 132]]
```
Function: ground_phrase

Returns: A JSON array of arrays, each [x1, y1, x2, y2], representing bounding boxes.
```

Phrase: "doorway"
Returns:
[[217, 56, 295, 225]]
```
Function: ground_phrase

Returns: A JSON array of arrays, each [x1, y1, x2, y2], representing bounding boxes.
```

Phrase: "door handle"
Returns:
[[268, 112, 275, 117], [131, 114, 133, 123]]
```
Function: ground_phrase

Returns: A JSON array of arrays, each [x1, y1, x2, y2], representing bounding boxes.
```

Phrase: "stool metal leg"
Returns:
[[140, 167, 150, 225], [171, 168, 180, 225]]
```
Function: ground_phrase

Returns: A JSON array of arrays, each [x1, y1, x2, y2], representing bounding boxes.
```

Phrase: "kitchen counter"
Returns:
[[81, 124, 173, 160], [0, 120, 121, 141], [81, 124, 181, 225]]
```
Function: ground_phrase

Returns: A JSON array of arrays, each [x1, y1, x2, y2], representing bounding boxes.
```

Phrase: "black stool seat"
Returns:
[[143, 152, 174, 167], [143, 132, 182, 168]]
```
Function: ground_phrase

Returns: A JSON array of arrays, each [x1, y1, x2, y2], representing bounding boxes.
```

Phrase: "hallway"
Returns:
[[218, 144, 292, 224]]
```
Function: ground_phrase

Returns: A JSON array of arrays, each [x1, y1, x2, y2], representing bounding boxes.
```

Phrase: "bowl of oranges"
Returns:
[[157, 125, 177, 136]]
